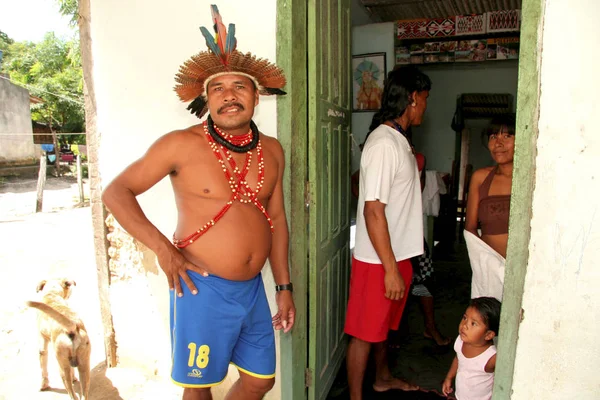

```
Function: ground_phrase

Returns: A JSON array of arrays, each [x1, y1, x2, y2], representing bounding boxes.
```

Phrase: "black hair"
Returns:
[[469, 297, 502, 335], [485, 113, 516, 138], [367, 65, 432, 134]]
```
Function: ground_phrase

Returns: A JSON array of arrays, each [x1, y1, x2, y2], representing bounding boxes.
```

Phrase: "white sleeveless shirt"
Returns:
[[454, 336, 497, 400]]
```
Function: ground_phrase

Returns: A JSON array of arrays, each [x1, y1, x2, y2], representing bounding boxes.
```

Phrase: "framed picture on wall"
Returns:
[[352, 52, 386, 112]]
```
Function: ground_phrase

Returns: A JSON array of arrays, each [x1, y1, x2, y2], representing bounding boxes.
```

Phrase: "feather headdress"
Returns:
[[175, 5, 287, 118]]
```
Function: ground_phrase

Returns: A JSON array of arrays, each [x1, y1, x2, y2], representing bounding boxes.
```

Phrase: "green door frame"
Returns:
[[493, 0, 544, 398], [276, 1, 309, 399]]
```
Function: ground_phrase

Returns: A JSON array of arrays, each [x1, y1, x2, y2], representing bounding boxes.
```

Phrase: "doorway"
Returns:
[[276, 1, 353, 399]]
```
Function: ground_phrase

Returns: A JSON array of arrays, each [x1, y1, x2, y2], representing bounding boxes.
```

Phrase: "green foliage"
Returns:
[[56, 0, 80, 28], [1, 31, 85, 136], [0, 30, 14, 61], [66, 134, 86, 145], [69, 162, 88, 179], [0, 1, 85, 138], [0, 31, 13, 45]]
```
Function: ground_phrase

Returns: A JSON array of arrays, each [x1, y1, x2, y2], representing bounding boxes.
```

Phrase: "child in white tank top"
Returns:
[[442, 297, 502, 400]]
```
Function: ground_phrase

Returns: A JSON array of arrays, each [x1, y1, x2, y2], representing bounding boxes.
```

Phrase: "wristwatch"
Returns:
[[275, 283, 293, 292]]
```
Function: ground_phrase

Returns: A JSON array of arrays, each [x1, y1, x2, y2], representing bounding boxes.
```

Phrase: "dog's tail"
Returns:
[[26, 301, 77, 332]]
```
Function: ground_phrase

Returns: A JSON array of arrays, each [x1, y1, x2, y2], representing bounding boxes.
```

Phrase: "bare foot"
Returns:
[[40, 378, 50, 391], [373, 377, 419, 392], [424, 329, 451, 346]]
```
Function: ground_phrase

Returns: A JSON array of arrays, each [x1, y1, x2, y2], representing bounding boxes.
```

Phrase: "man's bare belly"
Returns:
[[175, 203, 272, 281]]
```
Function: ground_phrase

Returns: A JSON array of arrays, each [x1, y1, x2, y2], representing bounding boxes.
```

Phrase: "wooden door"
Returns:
[[307, 0, 352, 399]]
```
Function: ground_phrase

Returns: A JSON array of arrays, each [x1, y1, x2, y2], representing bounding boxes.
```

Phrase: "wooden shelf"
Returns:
[[395, 31, 521, 46]]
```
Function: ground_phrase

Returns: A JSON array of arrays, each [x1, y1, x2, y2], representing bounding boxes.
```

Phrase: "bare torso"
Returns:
[[481, 233, 508, 259], [467, 166, 512, 259], [170, 124, 280, 280]]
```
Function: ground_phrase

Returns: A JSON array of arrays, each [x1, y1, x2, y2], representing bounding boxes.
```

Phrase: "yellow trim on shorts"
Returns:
[[230, 362, 276, 379], [170, 376, 227, 388], [170, 290, 177, 368]]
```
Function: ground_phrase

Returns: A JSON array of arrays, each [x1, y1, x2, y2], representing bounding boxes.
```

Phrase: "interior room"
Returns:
[[337, 1, 521, 398]]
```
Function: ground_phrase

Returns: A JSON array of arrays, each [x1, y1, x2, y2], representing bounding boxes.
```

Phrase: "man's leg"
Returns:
[[225, 373, 275, 400], [346, 336, 372, 400], [372, 341, 419, 392], [420, 294, 450, 346], [183, 388, 213, 400]]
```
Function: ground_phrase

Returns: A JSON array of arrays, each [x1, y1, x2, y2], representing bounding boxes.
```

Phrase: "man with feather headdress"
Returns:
[[102, 5, 294, 399]]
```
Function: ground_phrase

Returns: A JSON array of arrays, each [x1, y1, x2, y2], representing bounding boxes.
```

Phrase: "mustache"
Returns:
[[218, 103, 245, 114]]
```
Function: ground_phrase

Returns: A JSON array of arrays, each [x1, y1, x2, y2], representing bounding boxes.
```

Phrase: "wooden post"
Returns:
[[79, 0, 118, 367], [36, 154, 47, 213], [77, 154, 84, 204], [51, 130, 61, 178]]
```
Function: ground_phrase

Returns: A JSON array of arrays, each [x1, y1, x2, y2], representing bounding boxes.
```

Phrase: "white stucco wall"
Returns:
[[89, 1, 280, 398], [511, 0, 600, 398], [0, 78, 39, 164]]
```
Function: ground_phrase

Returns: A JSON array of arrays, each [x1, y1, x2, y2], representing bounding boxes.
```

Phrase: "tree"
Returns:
[[2, 33, 85, 134], [56, 0, 79, 28], [0, 30, 14, 61]]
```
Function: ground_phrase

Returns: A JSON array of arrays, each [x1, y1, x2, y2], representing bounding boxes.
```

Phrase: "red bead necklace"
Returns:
[[172, 121, 273, 248], [214, 125, 254, 147]]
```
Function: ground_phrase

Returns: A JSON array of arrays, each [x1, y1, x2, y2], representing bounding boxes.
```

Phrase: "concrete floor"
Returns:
[[327, 240, 472, 400]]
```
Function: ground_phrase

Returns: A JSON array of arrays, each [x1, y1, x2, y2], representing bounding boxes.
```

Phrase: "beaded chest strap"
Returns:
[[172, 120, 274, 249]]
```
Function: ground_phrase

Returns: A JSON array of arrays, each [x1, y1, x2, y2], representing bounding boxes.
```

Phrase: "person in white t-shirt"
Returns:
[[344, 66, 431, 399]]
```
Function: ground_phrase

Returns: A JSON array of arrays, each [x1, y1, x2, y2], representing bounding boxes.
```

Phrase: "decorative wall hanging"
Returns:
[[397, 19, 430, 39], [425, 17, 456, 37], [455, 14, 487, 36], [486, 10, 521, 33]]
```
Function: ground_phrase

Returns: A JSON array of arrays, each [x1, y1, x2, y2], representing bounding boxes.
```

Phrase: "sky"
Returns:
[[0, 0, 75, 43]]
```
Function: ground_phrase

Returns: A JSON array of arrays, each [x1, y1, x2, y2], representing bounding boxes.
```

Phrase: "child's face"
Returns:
[[459, 306, 495, 344]]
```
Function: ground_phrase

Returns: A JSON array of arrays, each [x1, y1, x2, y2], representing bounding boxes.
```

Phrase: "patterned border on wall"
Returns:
[[425, 17, 456, 37], [455, 14, 487, 36], [397, 19, 430, 39], [487, 10, 521, 33]]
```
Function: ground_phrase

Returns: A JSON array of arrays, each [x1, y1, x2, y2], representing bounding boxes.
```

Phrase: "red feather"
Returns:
[[211, 5, 228, 62]]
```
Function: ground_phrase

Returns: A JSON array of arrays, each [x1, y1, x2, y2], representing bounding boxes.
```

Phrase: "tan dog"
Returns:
[[27, 279, 91, 400]]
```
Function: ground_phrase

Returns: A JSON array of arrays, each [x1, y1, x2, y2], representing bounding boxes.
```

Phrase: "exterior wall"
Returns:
[[511, 0, 600, 398], [0, 78, 39, 165], [89, 1, 280, 398]]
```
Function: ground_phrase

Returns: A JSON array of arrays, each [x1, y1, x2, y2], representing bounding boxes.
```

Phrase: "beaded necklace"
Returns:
[[390, 120, 416, 155], [172, 120, 273, 249], [206, 114, 259, 153]]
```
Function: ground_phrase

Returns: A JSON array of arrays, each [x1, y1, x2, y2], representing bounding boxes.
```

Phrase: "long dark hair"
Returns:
[[367, 66, 432, 133]]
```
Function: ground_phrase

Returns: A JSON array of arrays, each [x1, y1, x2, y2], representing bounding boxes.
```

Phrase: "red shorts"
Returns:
[[344, 256, 413, 343]]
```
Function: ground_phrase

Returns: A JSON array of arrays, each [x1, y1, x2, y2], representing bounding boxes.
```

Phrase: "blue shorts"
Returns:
[[169, 272, 276, 388]]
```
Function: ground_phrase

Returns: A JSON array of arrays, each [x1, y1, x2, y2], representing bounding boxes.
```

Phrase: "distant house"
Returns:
[[32, 120, 60, 145], [0, 78, 41, 166]]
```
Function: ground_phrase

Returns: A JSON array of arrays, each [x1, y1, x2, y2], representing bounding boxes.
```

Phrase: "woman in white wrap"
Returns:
[[464, 115, 515, 300]]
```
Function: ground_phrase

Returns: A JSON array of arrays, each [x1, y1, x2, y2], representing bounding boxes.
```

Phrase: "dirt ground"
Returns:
[[0, 176, 183, 400]]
